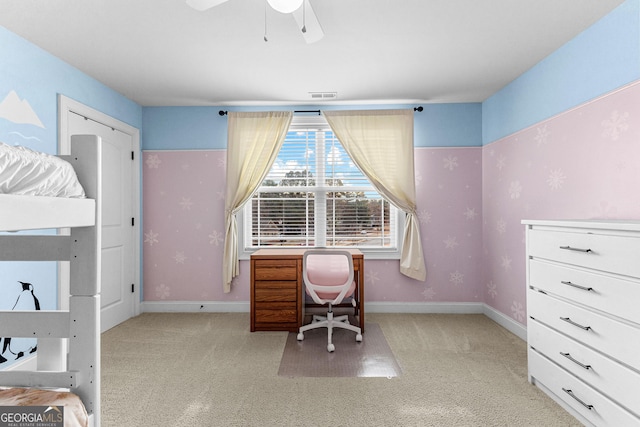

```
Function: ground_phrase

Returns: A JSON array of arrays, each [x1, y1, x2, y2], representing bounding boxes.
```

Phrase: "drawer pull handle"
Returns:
[[562, 388, 594, 410], [560, 317, 591, 331], [559, 245, 592, 253], [560, 281, 594, 292], [560, 352, 592, 370]]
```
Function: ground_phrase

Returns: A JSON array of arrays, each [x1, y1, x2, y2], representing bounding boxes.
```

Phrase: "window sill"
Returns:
[[238, 247, 400, 261]]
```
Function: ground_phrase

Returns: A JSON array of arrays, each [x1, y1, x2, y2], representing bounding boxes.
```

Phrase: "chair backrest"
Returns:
[[303, 250, 355, 306]]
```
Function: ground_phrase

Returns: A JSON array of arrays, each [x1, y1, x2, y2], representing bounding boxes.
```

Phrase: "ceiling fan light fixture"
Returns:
[[267, 0, 303, 14]]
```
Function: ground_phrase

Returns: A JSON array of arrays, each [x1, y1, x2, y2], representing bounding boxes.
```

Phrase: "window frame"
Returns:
[[238, 115, 404, 260]]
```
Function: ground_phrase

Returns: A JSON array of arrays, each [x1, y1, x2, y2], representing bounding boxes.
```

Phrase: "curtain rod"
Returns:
[[218, 106, 423, 116], [218, 109, 320, 116]]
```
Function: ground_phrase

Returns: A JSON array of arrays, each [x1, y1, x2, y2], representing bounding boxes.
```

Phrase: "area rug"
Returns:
[[278, 322, 402, 378]]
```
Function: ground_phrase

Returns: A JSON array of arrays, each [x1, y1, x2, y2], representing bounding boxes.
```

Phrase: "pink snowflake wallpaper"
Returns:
[[142, 150, 239, 302], [143, 81, 640, 326], [142, 146, 484, 305], [483, 81, 640, 324]]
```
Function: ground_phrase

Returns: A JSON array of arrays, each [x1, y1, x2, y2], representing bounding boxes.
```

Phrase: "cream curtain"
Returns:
[[323, 109, 426, 281], [223, 111, 293, 292]]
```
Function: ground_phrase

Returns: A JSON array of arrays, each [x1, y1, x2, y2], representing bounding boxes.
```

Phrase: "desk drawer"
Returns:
[[529, 319, 640, 416], [529, 259, 640, 323], [254, 286, 297, 302], [528, 290, 640, 370], [255, 305, 298, 323], [253, 259, 298, 281], [529, 349, 640, 426], [528, 229, 640, 277]]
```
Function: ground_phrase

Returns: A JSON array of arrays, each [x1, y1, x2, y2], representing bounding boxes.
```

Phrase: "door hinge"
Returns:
[[131, 217, 135, 226], [131, 284, 135, 293], [131, 151, 135, 160]]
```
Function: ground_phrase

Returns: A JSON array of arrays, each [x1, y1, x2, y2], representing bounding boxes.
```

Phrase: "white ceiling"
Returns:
[[0, 0, 625, 107]]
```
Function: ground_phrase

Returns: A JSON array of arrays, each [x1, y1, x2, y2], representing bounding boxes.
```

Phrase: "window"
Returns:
[[241, 115, 401, 257]]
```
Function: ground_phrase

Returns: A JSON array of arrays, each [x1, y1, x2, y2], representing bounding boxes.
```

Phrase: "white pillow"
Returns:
[[0, 142, 86, 198]]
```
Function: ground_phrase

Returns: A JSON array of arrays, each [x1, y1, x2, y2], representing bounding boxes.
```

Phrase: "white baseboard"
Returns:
[[141, 301, 250, 313], [364, 301, 485, 314], [365, 301, 526, 341], [482, 304, 527, 341], [139, 300, 526, 341]]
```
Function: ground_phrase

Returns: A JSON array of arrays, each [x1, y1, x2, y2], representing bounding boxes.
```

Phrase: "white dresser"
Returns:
[[523, 220, 640, 427]]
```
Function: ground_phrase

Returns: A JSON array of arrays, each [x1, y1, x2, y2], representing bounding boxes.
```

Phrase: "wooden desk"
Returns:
[[250, 248, 364, 333]]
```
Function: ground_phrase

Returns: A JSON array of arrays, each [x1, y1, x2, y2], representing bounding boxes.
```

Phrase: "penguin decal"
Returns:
[[0, 281, 41, 363]]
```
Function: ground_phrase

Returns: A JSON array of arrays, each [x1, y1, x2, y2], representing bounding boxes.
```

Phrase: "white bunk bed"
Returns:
[[0, 135, 102, 427]]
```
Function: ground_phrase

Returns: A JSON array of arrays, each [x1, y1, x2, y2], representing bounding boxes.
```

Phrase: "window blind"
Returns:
[[246, 115, 397, 249]]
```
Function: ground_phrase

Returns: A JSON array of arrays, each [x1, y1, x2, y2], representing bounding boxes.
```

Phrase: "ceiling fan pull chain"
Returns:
[[264, 0, 269, 42], [302, 0, 307, 33]]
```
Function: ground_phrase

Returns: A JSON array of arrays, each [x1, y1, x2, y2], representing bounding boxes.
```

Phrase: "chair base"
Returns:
[[297, 310, 362, 352]]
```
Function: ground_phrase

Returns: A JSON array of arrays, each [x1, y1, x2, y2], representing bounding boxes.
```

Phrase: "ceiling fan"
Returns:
[[186, 0, 324, 43]]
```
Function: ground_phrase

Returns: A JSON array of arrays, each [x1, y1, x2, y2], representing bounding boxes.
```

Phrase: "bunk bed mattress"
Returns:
[[0, 142, 94, 231], [0, 142, 85, 198], [0, 387, 88, 427]]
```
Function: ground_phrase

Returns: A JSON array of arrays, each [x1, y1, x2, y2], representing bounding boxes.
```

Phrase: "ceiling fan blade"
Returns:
[[186, 0, 230, 11], [292, 0, 324, 44]]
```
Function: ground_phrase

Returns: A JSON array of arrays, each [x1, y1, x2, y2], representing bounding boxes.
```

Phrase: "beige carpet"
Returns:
[[101, 312, 581, 427], [278, 322, 402, 378]]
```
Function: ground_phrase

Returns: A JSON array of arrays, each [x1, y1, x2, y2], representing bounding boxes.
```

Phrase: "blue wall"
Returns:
[[142, 107, 227, 150], [0, 26, 142, 154], [483, 0, 640, 144], [417, 103, 481, 147], [142, 103, 483, 150]]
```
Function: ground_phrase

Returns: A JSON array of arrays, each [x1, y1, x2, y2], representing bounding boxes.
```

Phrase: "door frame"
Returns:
[[57, 94, 141, 324]]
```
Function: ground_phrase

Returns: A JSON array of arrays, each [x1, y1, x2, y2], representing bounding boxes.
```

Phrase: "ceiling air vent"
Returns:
[[309, 92, 337, 100]]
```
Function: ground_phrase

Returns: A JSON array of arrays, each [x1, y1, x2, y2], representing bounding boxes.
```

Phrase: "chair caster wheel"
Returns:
[[297, 333, 304, 341], [356, 334, 363, 342], [327, 344, 335, 352]]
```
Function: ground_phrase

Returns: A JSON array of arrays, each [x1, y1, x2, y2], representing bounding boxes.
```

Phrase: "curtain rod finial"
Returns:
[[414, 106, 423, 112], [219, 110, 228, 116]]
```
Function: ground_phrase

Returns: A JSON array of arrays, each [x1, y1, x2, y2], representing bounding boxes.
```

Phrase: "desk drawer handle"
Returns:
[[560, 317, 591, 331], [562, 388, 594, 410], [559, 245, 592, 253], [561, 281, 594, 292], [560, 352, 592, 370]]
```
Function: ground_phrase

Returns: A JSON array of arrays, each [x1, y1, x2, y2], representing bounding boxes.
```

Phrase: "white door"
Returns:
[[64, 108, 137, 331]]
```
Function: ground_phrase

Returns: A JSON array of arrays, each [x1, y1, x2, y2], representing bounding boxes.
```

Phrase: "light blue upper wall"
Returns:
[[417, 103, 482, 147], [143, 107, 227, 150], [0, 25, 142, 154], [482, 0, 640, 144], [142, 103, 482, 150], [0, 25, 142, 367]]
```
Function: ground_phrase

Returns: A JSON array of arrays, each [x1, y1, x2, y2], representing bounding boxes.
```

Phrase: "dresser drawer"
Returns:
[[529, 259, 640, 324], [528, 229, 640, 277], [529, 319, 640, 417], [529, 349, 640, 426], [528, 290, 640, 370], [253, 259, 298, 281]]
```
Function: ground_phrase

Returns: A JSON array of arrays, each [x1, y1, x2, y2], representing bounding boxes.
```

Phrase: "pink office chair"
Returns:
[[296, 250, 363, 352]]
